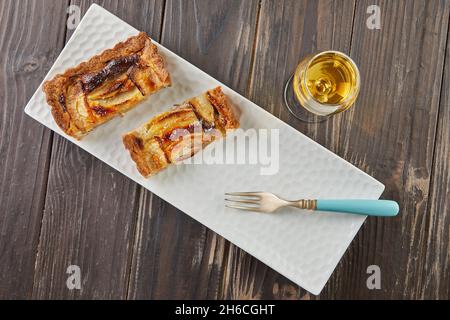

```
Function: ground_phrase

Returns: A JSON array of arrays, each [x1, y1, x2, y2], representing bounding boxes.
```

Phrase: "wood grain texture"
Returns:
[[31, 0, 165, 299], [420, 26, 450, 299], [1, 0, 449, 299], [127, 0, 260, 299], [250, 0, 357, 150], [323, 0, 450, 299], [238, 0, 357, 299], [0, 0, 69, 299]]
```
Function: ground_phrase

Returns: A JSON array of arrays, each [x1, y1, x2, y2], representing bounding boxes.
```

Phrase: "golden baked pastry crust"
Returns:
[[123, 86, 239, 177], [43, 32, 171, 139]]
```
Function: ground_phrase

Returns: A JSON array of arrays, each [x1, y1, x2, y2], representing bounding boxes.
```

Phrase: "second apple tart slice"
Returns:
[[123, 87, 239, 177]]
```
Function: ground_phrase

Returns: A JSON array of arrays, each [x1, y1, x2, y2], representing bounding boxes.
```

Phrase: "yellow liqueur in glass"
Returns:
[[284, 51, 360, 122]]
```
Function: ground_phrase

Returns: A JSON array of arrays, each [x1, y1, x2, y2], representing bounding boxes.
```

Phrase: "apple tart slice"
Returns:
[[123, 87, 239, 177], [43, 32, 171, 139]]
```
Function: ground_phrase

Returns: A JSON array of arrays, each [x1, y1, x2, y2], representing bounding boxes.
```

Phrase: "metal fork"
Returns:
[[225, 192, 399, 216]]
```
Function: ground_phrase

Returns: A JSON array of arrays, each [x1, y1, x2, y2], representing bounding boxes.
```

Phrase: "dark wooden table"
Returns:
[[0, 0, 449, 300]]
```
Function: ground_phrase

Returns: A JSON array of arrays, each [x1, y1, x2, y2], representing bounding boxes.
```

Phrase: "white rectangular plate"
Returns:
[[24, 4, 384, 295]]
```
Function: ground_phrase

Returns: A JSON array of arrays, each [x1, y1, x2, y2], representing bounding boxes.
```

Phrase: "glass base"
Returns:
[[283, 74, 330, 123]]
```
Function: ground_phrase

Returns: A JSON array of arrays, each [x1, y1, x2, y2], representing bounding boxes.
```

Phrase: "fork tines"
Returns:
[[224, 192, 263, 211]]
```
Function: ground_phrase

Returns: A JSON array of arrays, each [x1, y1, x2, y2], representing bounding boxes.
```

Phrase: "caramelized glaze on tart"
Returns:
[[43, 32, 171, 139], [123, 87, 239, 177]]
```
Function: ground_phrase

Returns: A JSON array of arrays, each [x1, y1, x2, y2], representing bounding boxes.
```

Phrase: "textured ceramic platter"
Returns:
[[24, 4, 384, 295]]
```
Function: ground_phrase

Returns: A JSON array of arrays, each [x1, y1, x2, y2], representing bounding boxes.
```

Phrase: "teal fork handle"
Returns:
[[316, 200, 399, 216]]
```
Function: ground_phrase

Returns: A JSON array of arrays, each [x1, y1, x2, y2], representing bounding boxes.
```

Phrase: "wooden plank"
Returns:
[[152, 0, 450, 299], [321, 0, 449, 299], [250, 0, 357, 151], [420, 28, 450, 299], [127, 0, 260, 299], [0, 0, 69, 299], [12, 0, 447, 300], [228, 0, 357, 299], [31, 0, 165, 299]]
